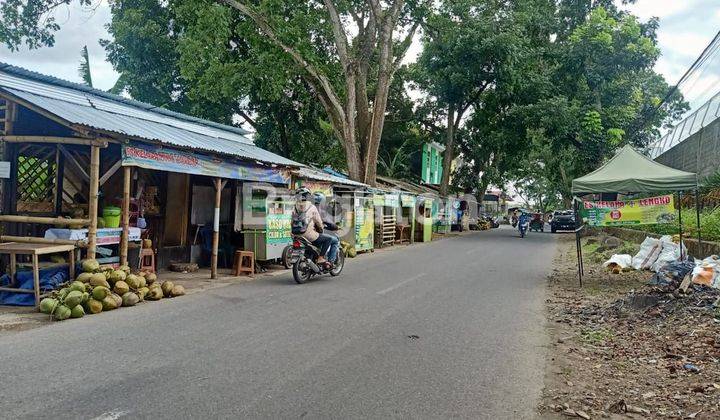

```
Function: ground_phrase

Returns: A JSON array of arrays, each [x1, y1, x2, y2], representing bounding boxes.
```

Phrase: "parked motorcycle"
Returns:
[[291, 232, 345, 284]]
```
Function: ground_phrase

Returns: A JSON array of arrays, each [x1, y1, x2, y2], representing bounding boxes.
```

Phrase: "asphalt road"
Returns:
[[0, 226, 557, 419]]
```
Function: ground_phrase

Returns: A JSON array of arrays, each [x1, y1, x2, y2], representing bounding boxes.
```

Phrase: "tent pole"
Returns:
[[573, 198, 583, 286], [695, 188, 702, 257], [678, 191, 684, 260]]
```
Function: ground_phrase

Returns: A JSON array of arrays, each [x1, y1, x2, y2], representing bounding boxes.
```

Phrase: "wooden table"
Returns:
[[0, 243, 76, 307]]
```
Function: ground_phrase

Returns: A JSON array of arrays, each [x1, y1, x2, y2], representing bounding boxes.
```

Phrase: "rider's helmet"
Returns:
[[313, 192, 326, 206], [296, 187, 312, 201]]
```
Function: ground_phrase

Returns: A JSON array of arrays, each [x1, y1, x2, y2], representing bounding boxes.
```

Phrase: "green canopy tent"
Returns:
[[571, 145, 699, 284]]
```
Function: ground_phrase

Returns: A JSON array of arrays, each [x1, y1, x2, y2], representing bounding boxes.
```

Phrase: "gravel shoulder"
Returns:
[[540, 234, 720, 420]]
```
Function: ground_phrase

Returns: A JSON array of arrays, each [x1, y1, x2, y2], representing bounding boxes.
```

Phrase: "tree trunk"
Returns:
[[439, 104, 456, 196]]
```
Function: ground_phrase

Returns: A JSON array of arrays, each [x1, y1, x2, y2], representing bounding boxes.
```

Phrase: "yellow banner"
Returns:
[[580, 195, 675, 226]]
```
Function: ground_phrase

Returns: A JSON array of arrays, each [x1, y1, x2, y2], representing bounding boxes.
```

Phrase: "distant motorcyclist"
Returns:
[[314, 192, 339, 266], [292, 187, 330, 264]]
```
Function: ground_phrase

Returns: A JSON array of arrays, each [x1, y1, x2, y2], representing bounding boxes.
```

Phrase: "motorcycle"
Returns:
[[291, 231, 345, 284], [518, 219, 530, 238]]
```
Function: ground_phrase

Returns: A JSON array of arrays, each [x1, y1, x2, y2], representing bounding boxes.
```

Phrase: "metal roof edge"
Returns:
[[0, 62, 251, 137]]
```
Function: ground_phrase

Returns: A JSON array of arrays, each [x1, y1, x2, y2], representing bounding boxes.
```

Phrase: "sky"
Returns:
[[0, 0, 719, 112]]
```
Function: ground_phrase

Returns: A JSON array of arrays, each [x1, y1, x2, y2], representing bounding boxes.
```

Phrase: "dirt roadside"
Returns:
[[540, 234, 720, 420]]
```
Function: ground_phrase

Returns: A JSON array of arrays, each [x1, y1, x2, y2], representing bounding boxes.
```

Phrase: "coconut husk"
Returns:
[[121, 292, 140, 307], [101, 296, 118, 311], [84, 298, 103, 314], [170, 285, 185, 297], [160, 281, 174, 297], [113, 281, 130, 295], [76, 272, 93, 283], [89, 273, 110, 288]]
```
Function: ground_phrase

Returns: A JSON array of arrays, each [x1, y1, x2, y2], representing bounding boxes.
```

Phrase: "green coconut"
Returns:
[[170, 285, 185, 297], [137, 287, 149, 301], [109, 270, 126, 283], [145, 272, 157, 285], [56, 287, 70, 300], [76, 272, 93, 283], [101, 295, 118, 311], [69, 281, 86, 293], [81, 291, 90, 303], [92, 286, 108, 300], [89, 273, 110, 288], [137, 276, 147, 289], [70, 305, 85, 318], [160, 281, 174, 297], [39, 297, 59, 314], [347, 247, 357, 258], [125, 274, 141, 289], [84, 298, 103, 314], [64, 290, 84, 309], [113, 281, 130, 295], [81, 259, 100, 273], [122, 292, 140, 307], [111, 293, 123, 308], [119, 265, 131, 274], [53, 304, 72, 321], [146, 287, 163, 301]]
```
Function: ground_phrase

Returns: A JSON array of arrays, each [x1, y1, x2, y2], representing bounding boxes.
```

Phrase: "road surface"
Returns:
[[0, 226, 557, 419]]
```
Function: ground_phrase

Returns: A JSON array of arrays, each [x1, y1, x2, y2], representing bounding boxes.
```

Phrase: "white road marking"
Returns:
[[91, 409, 131, 420], [376, 273, 426, 295]]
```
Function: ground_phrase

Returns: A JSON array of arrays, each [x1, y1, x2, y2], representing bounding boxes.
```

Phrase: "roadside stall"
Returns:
[[239, 184, 294, 264], [292, 167, 371, 254], [415, 195, 434, 242], [0, 63, 299, 290], [571, 145, 699, 285]]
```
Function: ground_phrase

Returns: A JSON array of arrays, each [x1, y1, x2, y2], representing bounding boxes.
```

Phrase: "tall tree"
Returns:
[[215, 0, 426, 184]]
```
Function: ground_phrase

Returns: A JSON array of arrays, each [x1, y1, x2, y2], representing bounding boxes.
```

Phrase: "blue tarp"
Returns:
[[0, 265, 69, 306]]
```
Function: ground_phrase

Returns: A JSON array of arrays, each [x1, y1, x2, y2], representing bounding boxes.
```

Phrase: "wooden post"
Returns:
[[120, 166, 131, 266], [211, 178, 222, 279], [87, 145, 100, 259]]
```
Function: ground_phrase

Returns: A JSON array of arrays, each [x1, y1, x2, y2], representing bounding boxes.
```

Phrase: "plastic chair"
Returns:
[[199, 225, 233, 268]]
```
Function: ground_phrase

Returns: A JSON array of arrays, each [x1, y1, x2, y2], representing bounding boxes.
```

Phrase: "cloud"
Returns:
[[0, 1, 118, 90]]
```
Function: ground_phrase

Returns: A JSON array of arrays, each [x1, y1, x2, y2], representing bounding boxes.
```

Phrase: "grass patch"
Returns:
[[579, 327, 614, 345]]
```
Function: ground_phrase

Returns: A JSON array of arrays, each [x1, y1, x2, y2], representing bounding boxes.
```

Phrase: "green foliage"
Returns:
[[0, 0, 92, 50], [78, 45, 93, 87], [628, 208, 720, 242]]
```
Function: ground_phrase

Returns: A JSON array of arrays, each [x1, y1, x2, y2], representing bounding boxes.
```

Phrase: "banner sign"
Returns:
[[122, 143, 289, 184], [295, 180, 333, 197], [355, 206, 374, 251], [266, 212, 292, 245], [384, 193, 399, 207], [372, 194, 384, 206], [580, 194, 676, 226], [400, 194, 415, 207]]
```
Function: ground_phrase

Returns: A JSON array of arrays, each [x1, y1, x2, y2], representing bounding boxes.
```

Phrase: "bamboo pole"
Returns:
[[1, 135, 108, 147], [0, 235, 87, 247], [87, 145, 100, 259], [0, 215, 90, 225], [211, 178, 222, 279], [120, 166, 131, 266]]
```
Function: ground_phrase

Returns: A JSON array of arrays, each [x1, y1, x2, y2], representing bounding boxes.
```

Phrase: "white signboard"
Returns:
[[0, 161, 10, 179]]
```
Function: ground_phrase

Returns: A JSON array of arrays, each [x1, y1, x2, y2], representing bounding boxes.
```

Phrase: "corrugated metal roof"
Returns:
[[296, 167, 367, 188], [0, 63, 300, 167]]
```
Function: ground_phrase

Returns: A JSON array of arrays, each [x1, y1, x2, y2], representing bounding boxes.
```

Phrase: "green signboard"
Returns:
[[355, 206, 374, 251], [266, 210, 292, 245], [401, 194, 415, 207], [384, 193, 399, 207]]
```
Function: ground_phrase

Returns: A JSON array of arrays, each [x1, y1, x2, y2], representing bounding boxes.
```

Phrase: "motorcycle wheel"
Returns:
[[282, 245, 294, 269], [292, 258, 312, 284], [330, 251, 345, 276]]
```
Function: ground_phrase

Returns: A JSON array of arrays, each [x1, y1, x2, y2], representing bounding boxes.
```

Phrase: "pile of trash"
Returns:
[[38, 259, 185, 321]]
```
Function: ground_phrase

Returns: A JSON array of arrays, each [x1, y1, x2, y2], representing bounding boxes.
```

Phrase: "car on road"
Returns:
[[550, 210, 576, 233]]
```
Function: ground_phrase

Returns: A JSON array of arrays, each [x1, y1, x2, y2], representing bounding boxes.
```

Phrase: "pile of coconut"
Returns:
[[38, 259, 185, 321]]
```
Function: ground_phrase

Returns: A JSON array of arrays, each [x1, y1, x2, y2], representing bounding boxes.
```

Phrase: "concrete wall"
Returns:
[[599, 226, 720, 259], [656, 116, 720, 180]]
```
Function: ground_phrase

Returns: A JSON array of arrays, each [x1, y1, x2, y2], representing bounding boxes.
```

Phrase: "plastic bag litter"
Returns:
[[649, 260, 695, 286], [691, 255, 720, 288], [650, 235, 687, 272], [603, 254, 633, 269], [631, 237, 663, 270]]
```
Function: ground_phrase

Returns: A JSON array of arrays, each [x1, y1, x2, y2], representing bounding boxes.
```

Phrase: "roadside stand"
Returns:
[[571, 145, 700, 286]]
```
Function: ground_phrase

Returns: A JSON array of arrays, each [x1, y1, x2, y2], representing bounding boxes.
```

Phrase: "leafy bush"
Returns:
[[627, 208, 720, 241]]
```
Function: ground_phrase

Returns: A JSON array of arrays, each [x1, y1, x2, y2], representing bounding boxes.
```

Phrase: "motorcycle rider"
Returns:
[[314, 192, 340, 266], [293, 187, 331, 265], [518, 210, 531, 235]]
